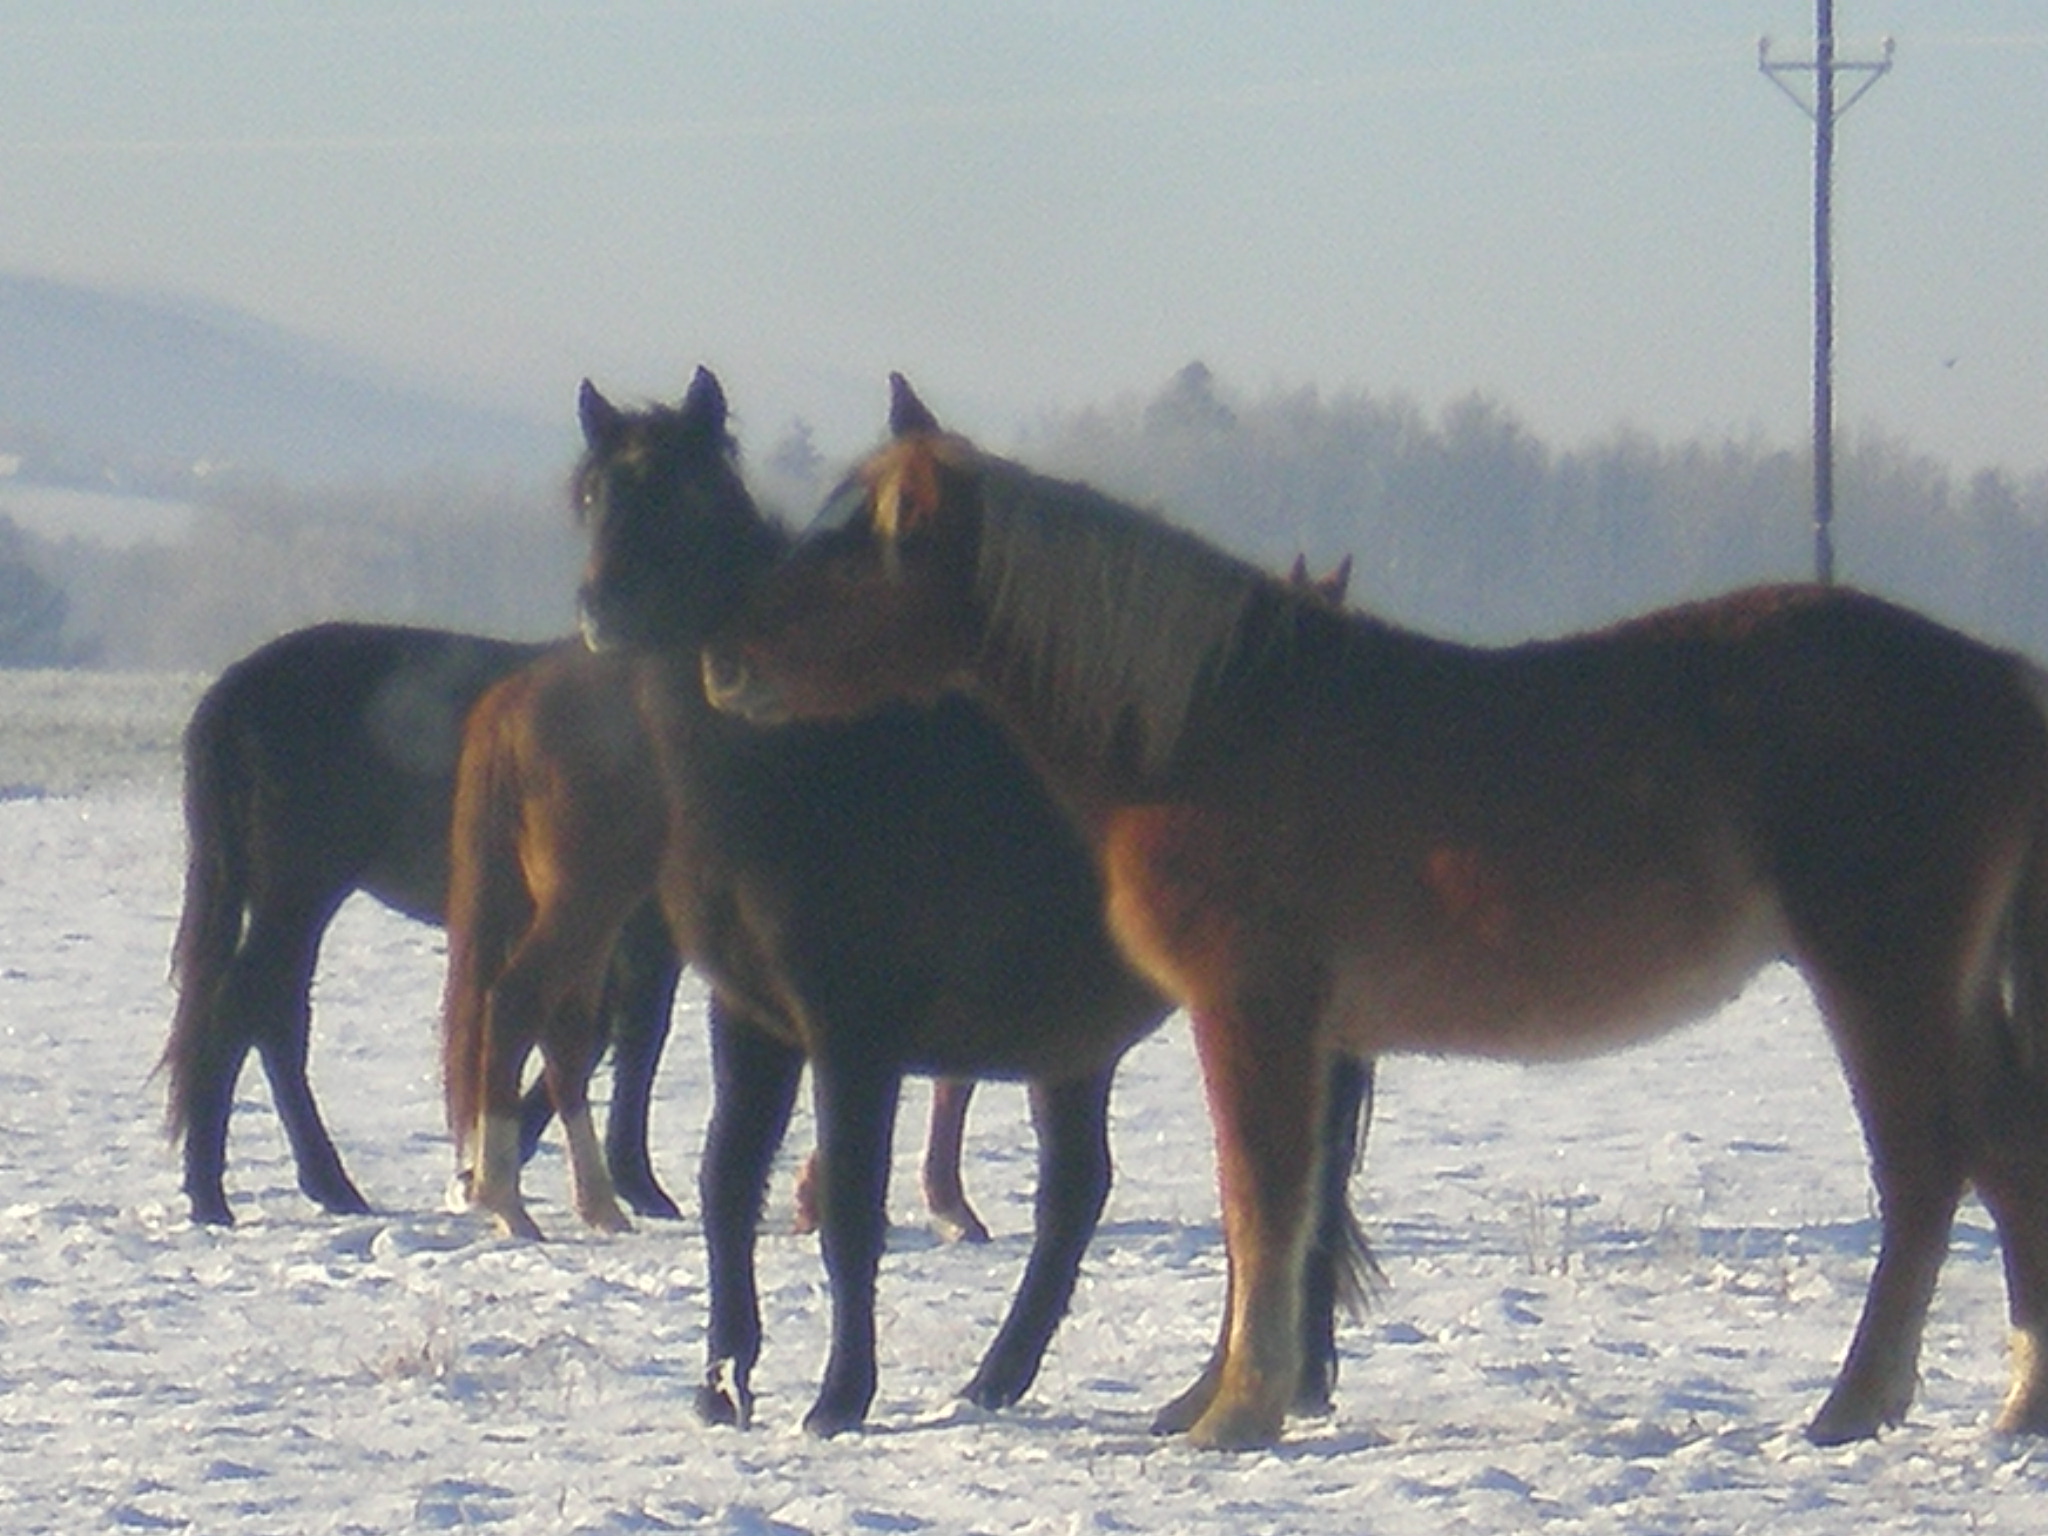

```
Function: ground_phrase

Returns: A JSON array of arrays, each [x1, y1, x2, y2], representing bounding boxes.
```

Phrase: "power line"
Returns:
[[1760, 2, 1893, 585]]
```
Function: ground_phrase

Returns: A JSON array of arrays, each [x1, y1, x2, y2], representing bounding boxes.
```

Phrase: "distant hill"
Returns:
[[0, 274, 559, 488]]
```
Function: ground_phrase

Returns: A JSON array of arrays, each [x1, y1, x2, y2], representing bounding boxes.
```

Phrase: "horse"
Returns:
[[700, 373, 2048, 1450], [163, 621, 682, 1226], [565, 369, 1375, 1435], [436, 504, 1052, 1253], [790, 552, 1353, 1247]]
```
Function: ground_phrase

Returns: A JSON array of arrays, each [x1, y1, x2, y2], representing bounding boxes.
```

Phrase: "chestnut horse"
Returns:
[[562, 370, 1374, 1435], [164, 621, 680, 1225], [701, 375, 2048, 1449], [442, 635, 1008, 1244]]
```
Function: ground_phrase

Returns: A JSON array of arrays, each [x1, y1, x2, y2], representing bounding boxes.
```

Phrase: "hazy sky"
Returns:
[[3, 2, 2043, 474]]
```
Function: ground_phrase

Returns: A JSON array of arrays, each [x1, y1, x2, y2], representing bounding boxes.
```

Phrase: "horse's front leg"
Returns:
[[805, 1051, 903, 1436], [1164, 988, 1327, 1450], [961, 1066, 1114, 1409], [697, 998, 804, 1428]]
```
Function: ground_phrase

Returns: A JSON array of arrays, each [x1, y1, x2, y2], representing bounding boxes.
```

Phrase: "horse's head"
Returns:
[[574, 368, 782, 651], [702, 374, 983, 725]]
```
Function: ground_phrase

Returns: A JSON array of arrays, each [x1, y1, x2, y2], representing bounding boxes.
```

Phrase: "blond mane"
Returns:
[[964, 453, 1271, 779]]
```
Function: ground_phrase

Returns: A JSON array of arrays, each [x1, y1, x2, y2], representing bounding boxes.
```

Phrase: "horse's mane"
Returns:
[[966, 453, 1281, 779]]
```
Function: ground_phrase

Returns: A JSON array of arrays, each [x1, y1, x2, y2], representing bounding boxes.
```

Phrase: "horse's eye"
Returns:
[[807, 477, 872, 536]]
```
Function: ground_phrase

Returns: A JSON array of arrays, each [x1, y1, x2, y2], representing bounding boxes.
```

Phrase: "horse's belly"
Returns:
[[1334, 885, 1786, 1061]]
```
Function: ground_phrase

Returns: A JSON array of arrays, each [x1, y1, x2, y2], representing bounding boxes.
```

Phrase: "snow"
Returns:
[[2, 672, 2045, 1533]]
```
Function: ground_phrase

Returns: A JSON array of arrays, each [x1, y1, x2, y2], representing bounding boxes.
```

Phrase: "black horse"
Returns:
[[572, 368, 1374, 1435], [163, 621, 683, 1226]]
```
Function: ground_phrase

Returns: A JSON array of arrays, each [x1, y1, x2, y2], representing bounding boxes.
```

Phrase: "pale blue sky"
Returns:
[[3, 2, 2043, 473]]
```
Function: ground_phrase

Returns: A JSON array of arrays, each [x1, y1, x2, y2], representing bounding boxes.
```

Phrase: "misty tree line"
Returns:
[[4, 361, 2046, 671], [1026, 363, 2048, 653]]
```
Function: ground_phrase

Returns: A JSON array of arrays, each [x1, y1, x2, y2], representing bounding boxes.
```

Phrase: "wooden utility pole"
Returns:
[[1760, 2, 1892, 584]]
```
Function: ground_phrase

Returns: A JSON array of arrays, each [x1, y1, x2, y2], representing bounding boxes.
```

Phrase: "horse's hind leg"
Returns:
[[1808, 985, 1969, 1445], [1962, 1039, 2048, 1434], [923, 1078, 990, 1244], [240, 904, 371, 1216], [597, 904, 683, 1220], [961, 1066, 1114, 1410], [177, 998, 254, 1226], [696, 998, 804, 1428], [1298, 1054, 1376, 1415]]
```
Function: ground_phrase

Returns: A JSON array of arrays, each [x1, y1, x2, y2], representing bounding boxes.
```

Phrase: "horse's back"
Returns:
[[191, 622, 555, 922], [1186, 585, 2048, 1060]]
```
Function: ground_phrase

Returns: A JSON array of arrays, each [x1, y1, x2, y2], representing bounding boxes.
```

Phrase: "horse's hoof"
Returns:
[[929, 1204, 991, 1246], [578, 1199, 634, 1235], [960, 1366, 1026, 1411], [695, 1359, 754, 1429], [186, 1191, 235, 1228], [694, 1385, 750, 1429], [1804, 1395, 1892, 1446], [801, 1403, 865, 1439], [618, 1182, 682, 1221], [489, 1206, 546, 1242], [1186, 1398, 1287, 1451], [1150, 1373, 1220, 1436], [1993, 1328, 2048, 1436]]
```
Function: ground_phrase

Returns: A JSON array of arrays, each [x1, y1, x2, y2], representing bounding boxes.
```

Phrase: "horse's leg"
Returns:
[[1297, 1053, 1376, 1415], [961, 1066, 1114, 1409], [1152, 1052, 1369, 1432], [804, 1051, 904, 1436], [1156, 983, 1327, 1450], [597, 904, 683, 1219], [469, 936, 549, 1241], [1961, 1025, 2048, 1434], [696, 998, 804, 1428], [923, 1077, 989, 1244], [515, 1078, 555, 1166], [240, 903, 371, 1216], [536, 948, 634, 1236], [1807, 984, 1969, 1444], [176, 981, 254, 1226]]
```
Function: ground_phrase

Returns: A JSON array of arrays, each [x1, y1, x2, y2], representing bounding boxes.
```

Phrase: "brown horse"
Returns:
[[702, 374, 2048, 1450], [164, 621, 681, 1225], [564, 370, 1374, 1435], [436, 418, 1075, 1250]]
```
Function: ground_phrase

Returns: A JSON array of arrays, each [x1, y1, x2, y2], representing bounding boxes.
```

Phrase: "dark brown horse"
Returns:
[[566, 370, 1374, 1435], [164, 621, 681, 1226], [702, 374, 2048, 1449]]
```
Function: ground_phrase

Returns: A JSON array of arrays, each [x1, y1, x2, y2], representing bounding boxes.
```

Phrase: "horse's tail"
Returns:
[[161, 681, 252, 1143], [2002, 662, 2048, 1081], [440, 681, 531, 1159]]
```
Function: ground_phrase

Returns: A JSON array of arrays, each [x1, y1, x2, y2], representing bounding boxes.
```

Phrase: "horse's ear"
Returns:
[[888, 373, 941, 437], [1326, 555, 1354, 606], [579, 380, 627, 450], [1288, 554, 1310, 586], [680, 366, 728, 432]]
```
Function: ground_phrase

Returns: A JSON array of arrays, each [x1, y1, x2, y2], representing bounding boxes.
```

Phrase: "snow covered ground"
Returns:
[[2, 669, 2045, 1533]]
